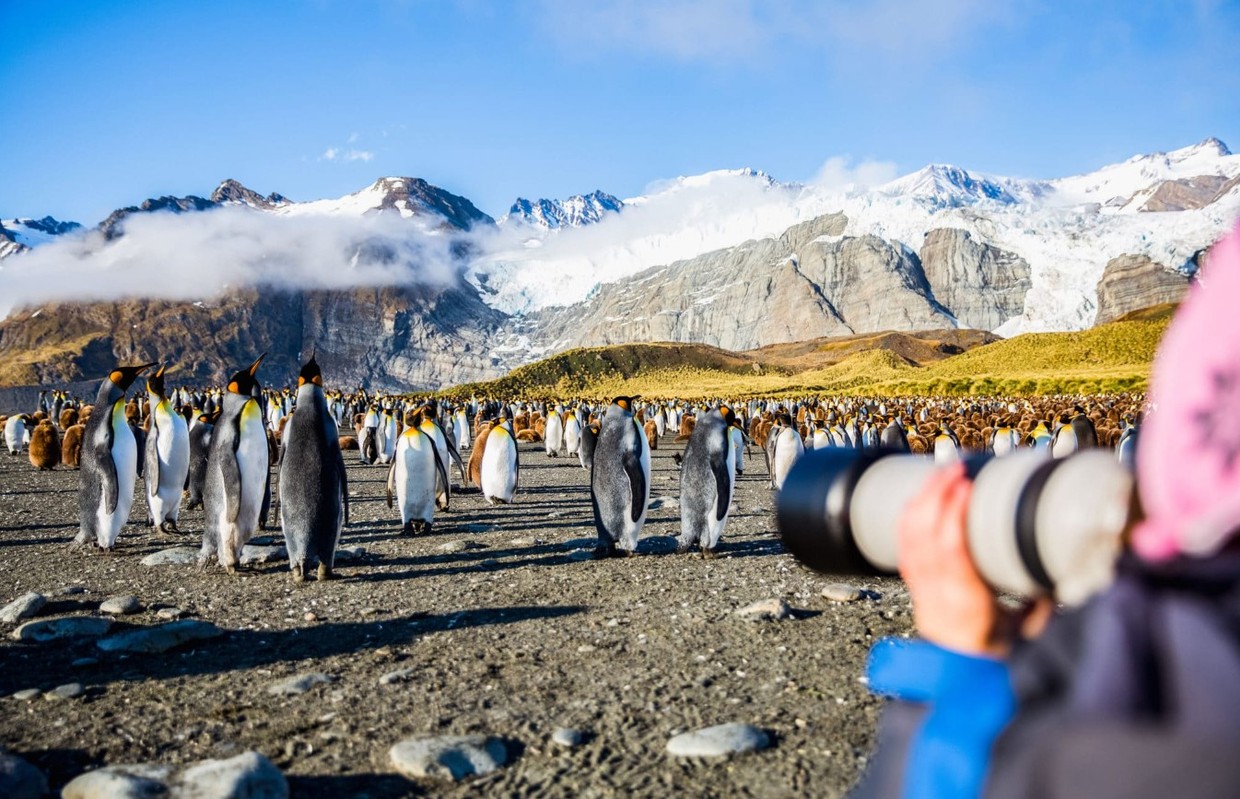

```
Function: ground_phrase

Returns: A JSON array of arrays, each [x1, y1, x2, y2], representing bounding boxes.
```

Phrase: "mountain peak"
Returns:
[[354, 177, 494, 230], [502, 190, 623, 230], [210, 179, 288, 209]]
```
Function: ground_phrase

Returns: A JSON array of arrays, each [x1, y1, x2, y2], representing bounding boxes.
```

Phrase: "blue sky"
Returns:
[[2, 0, 1238, 225]]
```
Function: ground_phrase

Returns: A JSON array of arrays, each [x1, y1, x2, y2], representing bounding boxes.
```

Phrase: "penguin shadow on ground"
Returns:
[[0, 605, 587, 694], [355, 541, 576, 583]]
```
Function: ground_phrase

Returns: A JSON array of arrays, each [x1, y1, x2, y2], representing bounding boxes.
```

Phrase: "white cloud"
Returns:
[[345, 149, 374, 162], [321, 147, 339, 161], [810, 156, 898, 192], [0, 206, 463, 317]]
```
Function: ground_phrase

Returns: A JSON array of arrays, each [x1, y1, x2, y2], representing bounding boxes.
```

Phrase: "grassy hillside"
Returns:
[[444, 307, 1175, 399]]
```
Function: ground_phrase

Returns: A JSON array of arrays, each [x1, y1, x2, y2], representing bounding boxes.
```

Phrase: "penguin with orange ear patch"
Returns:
[[678, 405, 741, 558], [73, 363, 155, 550]]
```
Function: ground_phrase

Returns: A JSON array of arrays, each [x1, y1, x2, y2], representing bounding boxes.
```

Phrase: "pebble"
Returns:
[[551, 727, 586, 748], [11, 616, 113, 642], [666, 723, 771, 758], [155, 607, 185, 620], [240, 544, 287, 565], [96, 620, 223, 654], [62, 765, 172, 799], [378, 668, 416, 686], [140, 547, 198, 567], [734, 598, 794, 622], [303, 612, 319, 622], [10, 689, 40, 701], [267, 673, 334, 696], [176, 751, 287, 799], [0, 593, 46, 624], [46, 682, 84, 700], [99, 595, 143, 615], [436, 541, 470, 554], [508, 537, 541, 547], [336, 546, 365, 561], [647, 496, 679, 511], [0, 749, 48, 799], [389, 735, 513, 781], [821, 583, 862, 603]]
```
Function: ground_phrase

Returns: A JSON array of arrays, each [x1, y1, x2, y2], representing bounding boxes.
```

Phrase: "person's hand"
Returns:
[[898, 463, 1010, 657]]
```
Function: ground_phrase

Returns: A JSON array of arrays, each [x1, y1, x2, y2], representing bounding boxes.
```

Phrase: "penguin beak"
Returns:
[[248, 353, 266, 377], [155, 364, 167, 378]]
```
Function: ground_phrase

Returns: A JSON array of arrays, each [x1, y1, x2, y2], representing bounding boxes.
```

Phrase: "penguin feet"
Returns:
[[701, 547, 718, 561], [291, 565, 307, 583], [159, 520, 181, 535], [591, 543, 616, 560], [402, 520, 418, 536], [316, 563, 335, 582]]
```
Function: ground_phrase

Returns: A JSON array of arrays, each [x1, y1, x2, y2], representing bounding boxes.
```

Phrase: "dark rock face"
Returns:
[[99, 195, 219, 240], [367, 178, 494, 231], [1094, 254, 1191, 324], [210, 179, 287, 209], [919, 228, 1031, 330], [18, 216, 82, 236], [1137, 175, 1231, 212]]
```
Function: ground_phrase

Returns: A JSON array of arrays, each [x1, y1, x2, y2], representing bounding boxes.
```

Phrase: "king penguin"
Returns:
[[279, 356, 349, 582], [388, 406, 447, 534], [769, 413, 805, 491], [200, 355, 269, 572], [563, 410, 582, 456], [186, 409, 217, 510], [590, 396, 651, 557], [678, 405, 740, 558], [5, 414, 33, 455], [480, 412, 519, 504], [144, 365, 191, 534], [578, 420, 599, 470], [544, 408, 564, 457], [73, 363, 155, 550]]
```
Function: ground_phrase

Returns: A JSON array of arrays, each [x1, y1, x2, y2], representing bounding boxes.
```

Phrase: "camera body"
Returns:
[[776, 448, 1135, 606]]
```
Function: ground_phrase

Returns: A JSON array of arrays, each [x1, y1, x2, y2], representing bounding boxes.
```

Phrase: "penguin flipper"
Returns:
[[97, 408, 120, 515], [447, 438, 466, 483], [385, 460, 396, 510], [338, 453, 349, 525], [711, 448, 730, 522], [623, 445, 646, 524], [431, 439, 449, 511], [223, 434, 243, 524]]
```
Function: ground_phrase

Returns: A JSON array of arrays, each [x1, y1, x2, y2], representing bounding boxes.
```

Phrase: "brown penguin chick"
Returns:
[[753, 420, 772, 449], [907, 434, 928, 455], [32, 410, 47, 423], [675, 414, 696, 443], [352, 412, 366, 432], [467, 423, 493, 486], [635, 409, 646, 425], [338, 435, 359, 451], [534, 417, 547, 437], [61, 424, 85, 469], [0, 415, 7, 431], [59, 407, 79, 430], [78, 405, 94, 426], [644, 419, 658, 450], [28, 420, 61, 470], [515, 429, 541, 442], [124, 400, 140, 423], [513, 413, 530, 434], [529, 410, 543, 426]]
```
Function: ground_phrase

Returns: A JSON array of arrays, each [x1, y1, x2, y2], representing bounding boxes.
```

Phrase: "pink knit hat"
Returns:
[[1133, 220, 1240, 561]]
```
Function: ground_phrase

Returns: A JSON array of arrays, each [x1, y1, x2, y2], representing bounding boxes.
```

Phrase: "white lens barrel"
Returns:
[[851, 456, 938, 573]]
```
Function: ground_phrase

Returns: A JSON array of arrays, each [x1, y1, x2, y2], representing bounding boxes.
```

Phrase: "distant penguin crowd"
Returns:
[[0, 361, 1146, 581]]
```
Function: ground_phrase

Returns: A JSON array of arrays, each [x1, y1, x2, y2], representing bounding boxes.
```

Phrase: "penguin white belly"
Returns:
[[811, 430, 830, 450], [396, 433, 438, 524], [564, 417, 581, 454], [150, 408, 190, 523], [99, 404, 138, 548], [545, 416, 564, 454], [454, 415, 470, 450], [481, 430, 517, 502], [993, 431, 1017, 457], [4, 418, 22, 453], [234, 402, 269, 545], [934, 437, 961, 464], [1051, 428, 1077, 458], [730, 427, 745, 473], [655, 413, 666, 437], [1031, 433, 1052, 454], [772, 429, 803, 490]]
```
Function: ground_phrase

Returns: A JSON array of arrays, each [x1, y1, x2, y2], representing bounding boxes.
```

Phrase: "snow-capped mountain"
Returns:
[[278, 177, 493, 230], [0, 216, 82, 248], [500, 190, 623, 230]]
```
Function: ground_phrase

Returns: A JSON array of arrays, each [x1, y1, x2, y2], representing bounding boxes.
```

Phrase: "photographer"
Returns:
[[853, 222, 1240, 799]]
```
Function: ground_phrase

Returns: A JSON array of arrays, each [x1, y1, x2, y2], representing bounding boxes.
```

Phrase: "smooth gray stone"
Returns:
[[821, 583, 862, 603], [100, 595, 143, 615], [11, 616, 113, 642], [155, 608, 185, 620], [389, 735, 512, 781], [175, 751, 287, 799], [734, 598, 793, 622], [62, 764, 172, 799], [647, 496, 679, 511], [266, 673, 333, 696], [0, 749, 48, 799], [46, 682, 85, 700], [336, 546, 365, 561], [97, 620, 223, 654], [10, 689, 40, 701], [378, 668, 416, 686], [140, 547, 198, 567], [239, 544, 287, 565], [0, 593, 46, 624], [666, 723, 771, 758], [551, 728, 586, 748]]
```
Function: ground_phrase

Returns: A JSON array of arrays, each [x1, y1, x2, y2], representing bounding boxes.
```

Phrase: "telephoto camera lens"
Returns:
[[776, 448, 1135, 606]]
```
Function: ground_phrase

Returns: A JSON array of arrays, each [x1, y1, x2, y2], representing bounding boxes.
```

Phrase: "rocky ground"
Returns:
[[0, 437, 911, 798]]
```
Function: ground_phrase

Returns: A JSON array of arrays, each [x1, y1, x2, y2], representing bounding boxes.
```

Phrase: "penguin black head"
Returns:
[[108, 363, 156, 391], [146, 364, 169, 398], [297, 356, 323, 388], [719, 404, 739, 428], [612, 396, 640, 412], [226, 354, 265, 396]]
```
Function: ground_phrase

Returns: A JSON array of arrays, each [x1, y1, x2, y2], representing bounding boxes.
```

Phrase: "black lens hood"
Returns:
[[776, 447, 898, 577]]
